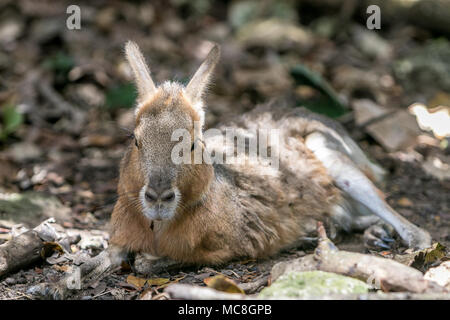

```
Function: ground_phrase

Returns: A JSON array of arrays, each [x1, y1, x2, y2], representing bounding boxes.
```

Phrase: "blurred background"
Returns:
[[0, 0, 449, 255]]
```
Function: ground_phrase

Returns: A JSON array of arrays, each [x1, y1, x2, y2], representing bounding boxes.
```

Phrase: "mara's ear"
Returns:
[[185, 44, 220, 104], [125, 41, 157, 106]]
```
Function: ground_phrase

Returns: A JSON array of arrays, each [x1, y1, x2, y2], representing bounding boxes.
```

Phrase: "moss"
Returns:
[[259, 271, 369, 299], [0, 192, 71, 227]]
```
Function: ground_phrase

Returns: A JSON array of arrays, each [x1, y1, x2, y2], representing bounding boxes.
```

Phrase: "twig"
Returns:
[[91, 289, 114, 300], [271, 222, 447, 294], [165, 283, 251, 300], [37, 80, 86, 134], [4, 287, 33, 300], [0, 219, 60, 278], [239, 275, 269, 294]]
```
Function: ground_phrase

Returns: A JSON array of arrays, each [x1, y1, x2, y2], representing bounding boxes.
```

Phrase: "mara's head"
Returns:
[[124, 41, 219, 222]]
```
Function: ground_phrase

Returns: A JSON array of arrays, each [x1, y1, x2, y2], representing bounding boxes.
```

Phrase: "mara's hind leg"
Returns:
[[331, 197, 396, 249], [305, 131, 431, 250]]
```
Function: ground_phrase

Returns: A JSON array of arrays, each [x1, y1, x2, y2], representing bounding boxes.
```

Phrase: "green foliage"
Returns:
[[290, 64, 348, 118], [43, 51, 75, 74], [43, 52, 75, 85], [105, 83, 137, 110], [0, 103, 23, 141]]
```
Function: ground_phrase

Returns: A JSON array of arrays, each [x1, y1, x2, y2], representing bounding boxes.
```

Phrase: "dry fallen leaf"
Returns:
[[52, 265, 69, 272], [41, 241, 65, 258], [156, 275, 186, 290], [146, 278, 170, 286], [204, 275, 245, 294], [397, 197, 413, 207], [126, 275, 170, 289], [126, 275, 147, 289], [394, 242, 447, 272]]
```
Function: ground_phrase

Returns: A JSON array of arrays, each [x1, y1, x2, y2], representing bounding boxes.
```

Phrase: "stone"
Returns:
[[0, 192, 72, 228], [352, 99, 390, 126], [259, 271, 369, 299], [424, 261, 450, 290], [366, 110, 422, 151], [236, 19, 313, 52]]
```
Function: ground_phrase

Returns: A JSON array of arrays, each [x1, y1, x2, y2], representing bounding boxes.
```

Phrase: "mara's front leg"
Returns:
[[305, 131, 432, 250], [133, 253, 183, 275], [28, 245, 127, 299]]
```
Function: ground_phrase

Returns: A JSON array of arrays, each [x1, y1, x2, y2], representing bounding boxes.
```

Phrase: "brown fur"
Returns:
[[110, 91, 343, 265]]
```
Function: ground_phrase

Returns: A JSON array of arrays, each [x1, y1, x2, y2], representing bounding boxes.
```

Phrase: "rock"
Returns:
[[352, 99, 390, 126], [424, 261, 450, 290], [421, 156, 450, 181], [408, 103, 450, 140], [65, 229, 109, 251], [136, 3, 155, 27], [259, 271, 369, 299], [7, 142, 43, 162], [228, 0, 298, 29], [78, 235, 108, 250], [366, 110, 422, 151], [236, 19, 313, 52], [202, 23, 230, 42], [351, 25, 392, 61], [0, 19, 24, 44], [233, 64, 292, 97], [0, 192, 72, 228], [96, 7, 117, 31], [75, 84, 105, 108]]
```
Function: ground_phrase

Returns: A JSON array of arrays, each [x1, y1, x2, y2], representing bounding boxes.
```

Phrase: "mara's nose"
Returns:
[[145, 187, 175, 202]]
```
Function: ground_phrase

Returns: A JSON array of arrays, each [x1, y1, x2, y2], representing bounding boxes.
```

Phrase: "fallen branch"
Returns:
[[0, 218, 67, 278], [38, 80, 86, 134], [271, 222, 447, 294], [164, 283, 251, 300], [163, 283, 450, 300], [0, 229, 44, 278], [239, 275, 269, 294]]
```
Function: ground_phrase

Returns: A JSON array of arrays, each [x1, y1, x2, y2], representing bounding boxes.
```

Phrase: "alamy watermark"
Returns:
[[171, 121, 280, 169], [66, 5, 81, 30], [366, 4, 381, 30]]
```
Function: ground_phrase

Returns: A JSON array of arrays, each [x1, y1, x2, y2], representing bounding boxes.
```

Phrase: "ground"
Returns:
[[0, 0, 449, 299]]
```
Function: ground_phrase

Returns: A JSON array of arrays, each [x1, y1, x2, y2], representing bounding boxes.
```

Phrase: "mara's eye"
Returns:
[[135, 138, 139, 149]]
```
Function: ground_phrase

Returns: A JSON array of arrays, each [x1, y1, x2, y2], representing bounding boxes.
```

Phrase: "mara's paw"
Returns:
[[27, 282, 68, 300], [364, 222, 396, 251], [134, 254, 182, 276], [401, 225, 432, 250]]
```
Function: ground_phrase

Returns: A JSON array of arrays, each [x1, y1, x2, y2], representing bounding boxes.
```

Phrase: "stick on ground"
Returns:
[[271, 222, 446, 294], [0, 219, 65, 278]]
